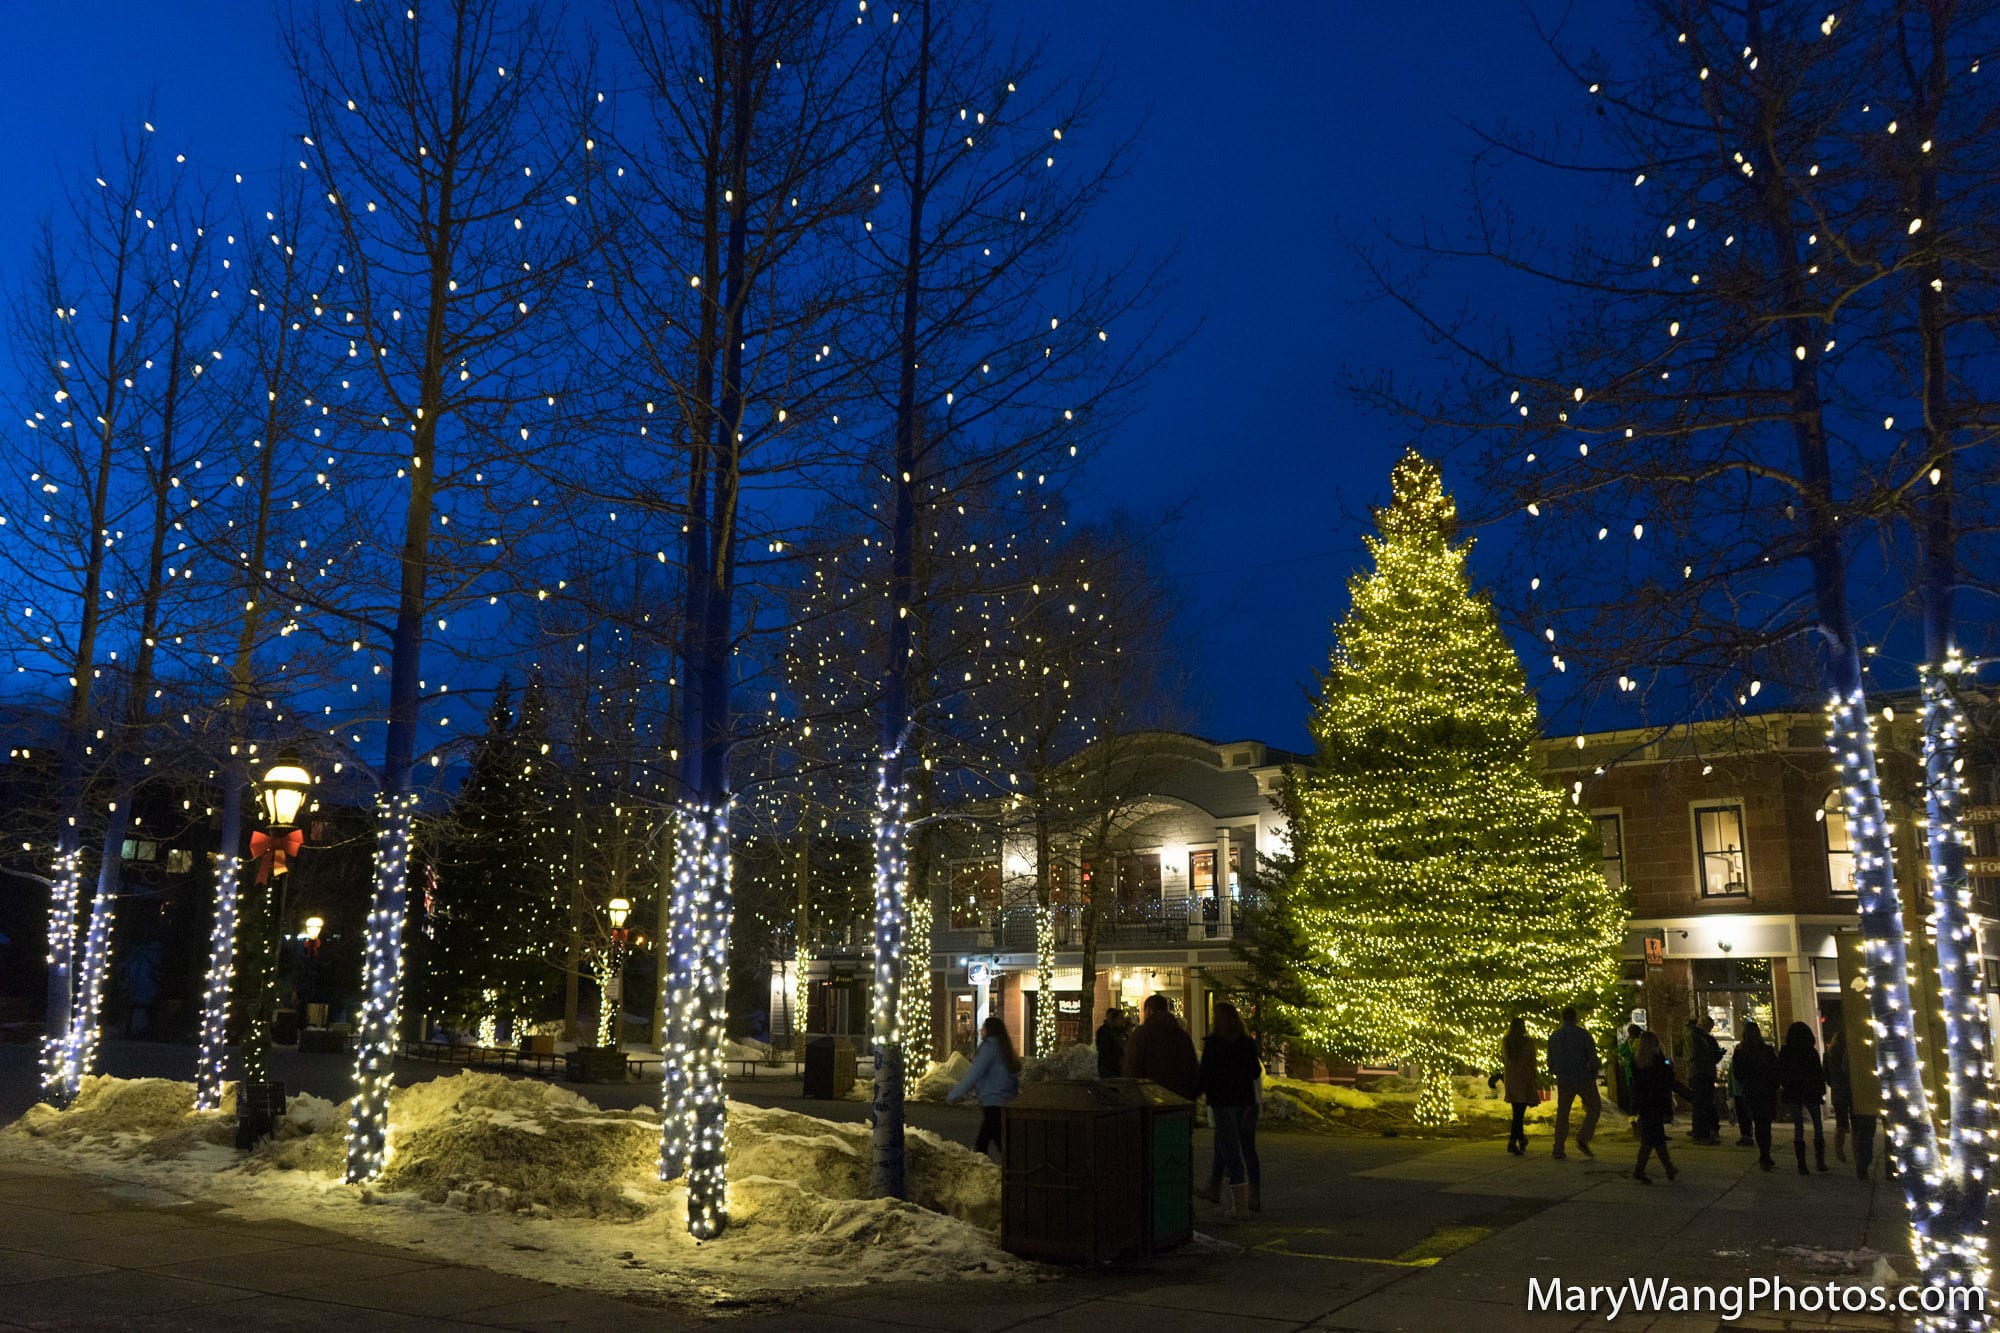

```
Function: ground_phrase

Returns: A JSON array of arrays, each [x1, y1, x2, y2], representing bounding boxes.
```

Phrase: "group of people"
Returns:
[[1496, 1006, 1874, 1185], [946, 994, 1267, 1219]]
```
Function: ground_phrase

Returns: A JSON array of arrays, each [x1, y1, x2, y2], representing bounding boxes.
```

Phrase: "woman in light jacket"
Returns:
[[949, 1016, 1022, 1157], [1490, 1017, 1539, 1156]]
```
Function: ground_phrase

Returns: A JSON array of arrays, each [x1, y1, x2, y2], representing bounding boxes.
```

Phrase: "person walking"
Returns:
[[1824, 1023, 1853, 1165], [1195, 1001, 1264, 1219], [1614, 1023, 1642, 1115], [1122, 993, 1200, 1099], [1547, 1006, 1602, 1160], [948, 1016, 1022, 1158], [1630, 1031, 1680, 1184], [1776, 1020, 1829, 1175], [1685, 1014, 1724, 1146], [1730, 1020, 1780, 1170], [1095, 1007, 1129, 1079], [1491, 1017, 1538, 1156]]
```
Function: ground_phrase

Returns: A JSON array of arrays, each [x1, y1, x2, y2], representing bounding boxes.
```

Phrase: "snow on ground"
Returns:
[[1261, 1075, 1558, 1137], [1, 1072, 1026, 1305]]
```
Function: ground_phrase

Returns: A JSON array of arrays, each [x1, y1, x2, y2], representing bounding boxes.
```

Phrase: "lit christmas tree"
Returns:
[[430, 676, 562, 1036], [1277, 452, 1625, 1124]]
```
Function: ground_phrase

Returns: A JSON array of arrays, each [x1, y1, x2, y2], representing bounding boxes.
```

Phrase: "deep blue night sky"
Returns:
[[0, 1, 1624, 751]]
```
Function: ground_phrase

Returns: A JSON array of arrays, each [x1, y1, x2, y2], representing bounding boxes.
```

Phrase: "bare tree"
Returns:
[[283, 0, 598, 1182], [598, 0, 874, 1238], [1, 126, 175, 1105], [1342, 0, 2000, 1303], [853, 0, 1173, 1201]]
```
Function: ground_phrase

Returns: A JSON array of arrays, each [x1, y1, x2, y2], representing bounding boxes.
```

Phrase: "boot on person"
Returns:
[[1815, 1142, 1829, 1173], [1227, 1183, 1250, 1220], [1248, 1181, 1262, 1213], [1194, 1176, 1220, 1205], [1795, 1140, 1810, 1176]]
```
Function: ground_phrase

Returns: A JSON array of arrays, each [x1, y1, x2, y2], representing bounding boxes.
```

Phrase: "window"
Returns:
[[1049, 859, 1073, 908], [1821, 790, 1856, 896], [949, 861, 1000, 929], [120, 838, 158, 863], [1594, 813, 1625, 892], [1694, 803, 1749, 897], [165, 848, 194, 874], [1115, 853, 1162, 918]]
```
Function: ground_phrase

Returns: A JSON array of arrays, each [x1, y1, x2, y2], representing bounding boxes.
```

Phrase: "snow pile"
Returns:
[[10, 1076, 234, 1158], [723, 1038, 774, 1063], [369, 1077, 663, 1219], [1776, 1246, 1900, 1286], [2, 1072, 1023, 1302], [913, 1052, 972, 1102], [1022, 1044, 1099, 1087]]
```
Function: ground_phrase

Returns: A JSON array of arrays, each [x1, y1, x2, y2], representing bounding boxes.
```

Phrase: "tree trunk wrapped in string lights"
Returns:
[[656, 807, 705, 1188], [344, 794, 418, 1183], [901, 894, 933, 1068], [41, 841, 85, 1107], [1913, 658, 1993, 1302], [683, 800, 734, 1240], [1274, 454, 1625, 1125], [193, 762, 248, 1110], [1033, 909, 1057, 1059], [870, 754, 911, 1201]]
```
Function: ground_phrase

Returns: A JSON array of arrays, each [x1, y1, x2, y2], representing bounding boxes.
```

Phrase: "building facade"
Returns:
[[917, 732, 1298, 1058], [1546, 708, 2000, 1051]]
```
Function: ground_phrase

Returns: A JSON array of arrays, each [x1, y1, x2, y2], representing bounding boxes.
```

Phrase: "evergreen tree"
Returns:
[[1276, 452, 1625, 1124], [431, 675, 562, 1034]]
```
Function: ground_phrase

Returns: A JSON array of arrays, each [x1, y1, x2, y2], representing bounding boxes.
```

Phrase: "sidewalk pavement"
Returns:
[[0, 1121, 1928, 1332]]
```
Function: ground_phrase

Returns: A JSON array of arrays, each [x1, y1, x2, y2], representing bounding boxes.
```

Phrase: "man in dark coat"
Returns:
[[1122, 993, 1199, 1099], [1685, 1015, 1724, 1145], [1095, 1007, 1129, 1079]]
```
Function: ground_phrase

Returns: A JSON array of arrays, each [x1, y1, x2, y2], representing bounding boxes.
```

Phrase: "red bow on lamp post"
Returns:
[[249, 828, 303, 884]]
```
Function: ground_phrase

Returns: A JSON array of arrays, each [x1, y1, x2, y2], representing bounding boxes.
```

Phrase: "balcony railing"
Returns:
[[943, 894, 1266, 951]]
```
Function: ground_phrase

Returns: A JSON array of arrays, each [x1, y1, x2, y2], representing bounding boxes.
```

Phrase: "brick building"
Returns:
[[1546, 708, 2000, 1051]]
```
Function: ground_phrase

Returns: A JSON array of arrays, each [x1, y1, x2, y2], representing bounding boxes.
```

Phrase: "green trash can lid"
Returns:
[[1011, 1079, 1158, 1111], [1099, 1077, 1193, 1108]]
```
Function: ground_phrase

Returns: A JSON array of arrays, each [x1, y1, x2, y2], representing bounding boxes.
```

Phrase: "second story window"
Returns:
[[1694, 802, 1749, 898], [1594, 812, 1625, 892], [1822, 789, 1856, 896], [950, 861, 1000, 929]]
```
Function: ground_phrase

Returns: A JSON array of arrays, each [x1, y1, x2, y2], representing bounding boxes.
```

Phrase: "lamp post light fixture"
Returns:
[[303, 915, 325, 946], [258, 751, 313, 831]]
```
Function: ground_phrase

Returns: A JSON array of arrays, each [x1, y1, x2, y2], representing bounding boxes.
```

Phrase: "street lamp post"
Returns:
[[601, 896, 631, 1049], [300, 915, 324, 1020], [239, 751, 311, 1147]]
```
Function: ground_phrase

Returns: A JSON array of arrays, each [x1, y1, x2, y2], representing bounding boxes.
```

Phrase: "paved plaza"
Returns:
[[0, 1042, 1925, 1331]]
